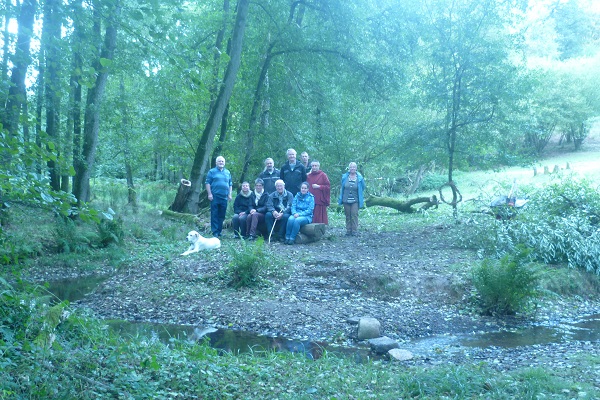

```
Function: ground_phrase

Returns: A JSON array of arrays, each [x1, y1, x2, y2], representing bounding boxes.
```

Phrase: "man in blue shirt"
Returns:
[[205, 156, 233, 238]]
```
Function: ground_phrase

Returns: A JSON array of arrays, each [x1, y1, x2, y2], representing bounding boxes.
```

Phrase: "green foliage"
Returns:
[[53, 217, 91, 254], [419, 172, 448, 192], [471, 247, 539, 316], [225, 238, 271, 289], [96, 215, 124, 247], [462, 175, 600, 274]]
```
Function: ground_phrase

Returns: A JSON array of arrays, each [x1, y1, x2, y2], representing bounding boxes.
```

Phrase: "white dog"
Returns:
[[181, 230, 221, 255]]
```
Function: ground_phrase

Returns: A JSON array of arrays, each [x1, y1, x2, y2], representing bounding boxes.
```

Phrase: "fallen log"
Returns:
[[365, 194, 438, 213], [295, 223, 327, 244]]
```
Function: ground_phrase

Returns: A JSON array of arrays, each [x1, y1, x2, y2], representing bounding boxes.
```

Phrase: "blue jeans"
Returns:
[[265, 212, 290, 239], [210, 196, 228, 237], [285, 215, 310, 241]]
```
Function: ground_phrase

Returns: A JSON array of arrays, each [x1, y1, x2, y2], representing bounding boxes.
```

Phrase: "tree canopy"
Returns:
[[1, 0, 599, 214]]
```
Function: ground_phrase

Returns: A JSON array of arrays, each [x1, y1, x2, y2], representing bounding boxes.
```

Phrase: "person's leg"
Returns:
[[350, 203, 359, 234], [343, 203, 352, 235], [239, 214, 248, 237], [232, 214, 241, 238], [290, 216, 309, 241], [278, 214, 290, 239], [246, 214, 254, 237], [210, 199, 220, 236], [285, 215, 296, 240], [216, 197, 228, 236]]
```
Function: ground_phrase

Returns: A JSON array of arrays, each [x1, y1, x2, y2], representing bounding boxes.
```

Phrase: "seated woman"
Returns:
[[232, 181, 252, 238], [246, 178, 268, 240], [284, 182, 315, 245]]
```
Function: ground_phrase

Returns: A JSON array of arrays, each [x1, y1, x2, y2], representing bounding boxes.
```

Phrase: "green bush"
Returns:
[[462, 176, 600, 274], [53, 217, 91, 254], [471, 247, 538, 315], [96, 215, 124, 247], [419, 172, 448, 192], [225, 238, 270, 289]]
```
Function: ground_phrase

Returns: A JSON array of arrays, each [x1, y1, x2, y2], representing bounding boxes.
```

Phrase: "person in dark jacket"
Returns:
[[265, 179, 293, 242], [246, 178, 269, 240], [279, 148, 306, 196], [232, 181, 253, 238], [258, 157, 280, 195]]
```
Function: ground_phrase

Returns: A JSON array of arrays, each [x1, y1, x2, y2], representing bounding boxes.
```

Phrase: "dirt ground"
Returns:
[[54, 222, 596, 367], [19, 206, 599, 375]]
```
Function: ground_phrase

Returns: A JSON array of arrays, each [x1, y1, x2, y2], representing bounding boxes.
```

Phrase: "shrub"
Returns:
[[461, 176, 600, 274], [225, 238, 270, 289], [96, 215, 124, 247], [53, 217, 91, 254], [471, 247, 538, 315]]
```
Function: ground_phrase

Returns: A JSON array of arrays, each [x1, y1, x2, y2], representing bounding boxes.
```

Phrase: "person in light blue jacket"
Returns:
[[338, 162, 366, 236], [285, 182, 315, 245]]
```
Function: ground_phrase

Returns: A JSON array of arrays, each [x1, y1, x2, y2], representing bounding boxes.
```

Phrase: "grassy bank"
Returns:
[[1, 280, 599, 399]]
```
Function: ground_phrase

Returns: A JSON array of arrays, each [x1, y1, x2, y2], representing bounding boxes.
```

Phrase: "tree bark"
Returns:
[[2, 0, 37, 138], [365, 194, 439, 213], [239, 42, 276, 185], [72, 1, 121, 205], [171, 0, 250, 214], [43, 0, 62, 191]]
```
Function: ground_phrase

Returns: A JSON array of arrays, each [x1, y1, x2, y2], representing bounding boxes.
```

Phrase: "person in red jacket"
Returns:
[[306, 160, 331, 224]]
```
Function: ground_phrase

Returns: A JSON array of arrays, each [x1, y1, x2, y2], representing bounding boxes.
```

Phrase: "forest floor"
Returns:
[[25, 219, 600, 375]]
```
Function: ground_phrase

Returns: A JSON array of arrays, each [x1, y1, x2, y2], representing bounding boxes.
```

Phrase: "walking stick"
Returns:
[[268, 216, 277, 244], [268, 205, 284, 244]]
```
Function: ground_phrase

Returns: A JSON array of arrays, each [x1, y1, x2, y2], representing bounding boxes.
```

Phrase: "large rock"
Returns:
[[368, 336, 399, 354], [357, 317, 381, 340], [388, 348, 414, 361]]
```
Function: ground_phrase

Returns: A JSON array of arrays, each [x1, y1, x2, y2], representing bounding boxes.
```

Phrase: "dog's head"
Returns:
[[186, 230, 200, 243]]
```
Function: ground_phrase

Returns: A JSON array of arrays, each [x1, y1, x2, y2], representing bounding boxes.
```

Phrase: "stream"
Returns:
[[45, 276, 600, 359]]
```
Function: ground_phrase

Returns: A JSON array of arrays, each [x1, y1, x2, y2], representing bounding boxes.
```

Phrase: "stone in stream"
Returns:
[[357, 317, 381, 340], [368, 336, 399, 354]]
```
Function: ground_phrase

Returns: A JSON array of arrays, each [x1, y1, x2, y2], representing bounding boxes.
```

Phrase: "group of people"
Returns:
[[204, 149, 365, 244]]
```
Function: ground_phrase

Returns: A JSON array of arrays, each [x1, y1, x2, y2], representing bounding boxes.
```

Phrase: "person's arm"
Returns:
[[291, 195, 298, 215], [205, 183, 213, 201]]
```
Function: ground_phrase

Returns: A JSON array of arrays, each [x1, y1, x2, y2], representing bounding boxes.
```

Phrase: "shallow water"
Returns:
[[46, 276, 599, 356]]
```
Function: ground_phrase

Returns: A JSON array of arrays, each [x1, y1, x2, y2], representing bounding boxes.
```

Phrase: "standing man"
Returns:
[[258, 157, 280, 194], [280, 148, 306, 196], [205, 156, 232, 238], [300, 151, 310, 169]]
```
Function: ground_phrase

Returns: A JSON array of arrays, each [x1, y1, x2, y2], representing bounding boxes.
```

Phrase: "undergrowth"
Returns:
[[471, 246, 539, 315], [460, 174, 600, 275]]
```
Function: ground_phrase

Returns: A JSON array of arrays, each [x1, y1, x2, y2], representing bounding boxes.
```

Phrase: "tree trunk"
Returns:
[[171, 0, 250, 214], [365, 194, 439, 213], [119, 79, 137, 208], [72, 2, 121, 205], [239, 42, 275, 185], [43, 0, 62, 191], [2, 0, 37, 138], [295, 223, 327, 244]]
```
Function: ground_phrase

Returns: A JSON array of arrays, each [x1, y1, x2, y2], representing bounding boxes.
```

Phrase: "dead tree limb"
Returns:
[[365, 194, 438, 213]]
